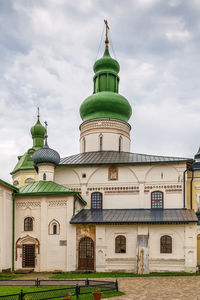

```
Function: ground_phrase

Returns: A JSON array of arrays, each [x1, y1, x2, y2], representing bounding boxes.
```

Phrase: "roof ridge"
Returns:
[[60, 150, 192, 160]]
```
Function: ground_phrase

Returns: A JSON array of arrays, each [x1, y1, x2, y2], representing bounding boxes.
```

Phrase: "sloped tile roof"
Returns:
[[70, 209, 197, 224], [60, 151, 192, 166], [16, 181, 86, 204]]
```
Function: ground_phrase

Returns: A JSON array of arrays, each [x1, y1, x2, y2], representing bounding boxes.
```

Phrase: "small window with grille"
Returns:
[[24, 217, 33, 231], [115, 235, 126, 253], [151, 191, 163, 209], [160, 235, 172, 253], [91, 192, 102, 209]]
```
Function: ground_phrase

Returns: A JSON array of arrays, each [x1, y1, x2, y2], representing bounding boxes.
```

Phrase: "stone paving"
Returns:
[[13, 273, 200, 299], [104, 276, 200, 300]]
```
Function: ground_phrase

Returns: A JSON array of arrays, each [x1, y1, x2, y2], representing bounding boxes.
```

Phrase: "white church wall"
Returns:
[[104, 225, 137, 272], [149, 224, 185, 272], [14, 195, 76, 272], [95, 223, 196, 273], [55, 162, 186, 210], [0, 186, 13, 272], [55, 167, 81, 187]]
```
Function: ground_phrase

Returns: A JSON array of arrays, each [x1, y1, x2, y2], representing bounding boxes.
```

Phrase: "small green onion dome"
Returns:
[[32, 142, 60, 166], [80, 91, 132, 122], [94, 49, 120, 74], [31, 118, 46, 138]]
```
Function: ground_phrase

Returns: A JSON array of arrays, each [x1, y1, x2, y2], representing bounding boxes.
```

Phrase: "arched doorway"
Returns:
[[16, 235, 40, 269], [197, 234, 200, 266], [78, 237, 94, 270]]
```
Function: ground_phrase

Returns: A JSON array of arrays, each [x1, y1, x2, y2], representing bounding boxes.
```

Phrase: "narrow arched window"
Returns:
[[53, 224, 57, 235], [115, 235, 126, 253], [119, 136, 122, 152], [99, 135, 103, 151], [82, 137, 86, 152], [48, 219, 60, 235], [160, 235, 172, 253], [91, 192, 102, 209], [43, 173, 46, 181], [24, 217, 33, 231], [151, 191, 163, 209]]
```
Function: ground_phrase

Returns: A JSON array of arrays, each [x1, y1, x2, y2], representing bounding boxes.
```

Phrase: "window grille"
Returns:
[[160, 235, 172, 253], [115, 235, 126, 253], [91, 192, 102, 209], [24, 217, 33, 231], [151, 191, 163, 209]]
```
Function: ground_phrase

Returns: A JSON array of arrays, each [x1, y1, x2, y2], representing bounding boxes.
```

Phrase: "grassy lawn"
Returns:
[[51, 271, 200, 279], [0, 286, 123, 299], [0, 273, 23, 280]]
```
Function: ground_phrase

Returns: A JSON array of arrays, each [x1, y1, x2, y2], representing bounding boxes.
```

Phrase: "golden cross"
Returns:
[[104, 19, 109, 49]]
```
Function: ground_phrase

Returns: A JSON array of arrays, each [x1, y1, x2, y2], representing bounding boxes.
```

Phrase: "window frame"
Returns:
[[48, 219, 60, 235], [115, 235, 126, 253], [91, 192, 103, 209], [160, 235, 172, 253], [24, 217, 33, 231], [151, 191, 164, 209]]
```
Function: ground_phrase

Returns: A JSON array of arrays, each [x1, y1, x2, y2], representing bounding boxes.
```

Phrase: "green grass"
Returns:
[[0, 273, 23, 280], [0, 286, 123, 299], [50, 271, 200, 279]]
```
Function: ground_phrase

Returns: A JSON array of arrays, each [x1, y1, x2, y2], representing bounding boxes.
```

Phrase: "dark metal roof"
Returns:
[[60, 151, 192, 166], [70, 209, 197, 224]]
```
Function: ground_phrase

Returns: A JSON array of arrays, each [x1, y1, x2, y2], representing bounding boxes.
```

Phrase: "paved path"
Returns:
[[104, 276, 200, 300], [13, 273, 200, 299]]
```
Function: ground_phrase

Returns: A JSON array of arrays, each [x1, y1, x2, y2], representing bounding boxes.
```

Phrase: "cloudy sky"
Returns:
[[0, 0, 200, 183]]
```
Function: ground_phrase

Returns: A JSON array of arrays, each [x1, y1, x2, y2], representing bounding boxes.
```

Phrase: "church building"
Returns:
[[0, 24, 199, 274]]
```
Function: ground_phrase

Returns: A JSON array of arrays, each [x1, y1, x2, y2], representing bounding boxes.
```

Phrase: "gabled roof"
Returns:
[[60, 151, 192, 166], [0, 179, 18, 192], [11, 149, 35, 174], [70, 209, 197, 224], [16, 181, 86, 205]]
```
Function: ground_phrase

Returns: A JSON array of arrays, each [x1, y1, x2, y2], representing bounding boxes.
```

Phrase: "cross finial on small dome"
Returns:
[[37, 107, 40, 120], [104, 20, 109, 50], [44, 120, 48, 146]]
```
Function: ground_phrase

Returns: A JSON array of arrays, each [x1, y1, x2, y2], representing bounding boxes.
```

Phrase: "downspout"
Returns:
[[183, 169, 187, 209], [190, 170, 194, 209], [73, 194, 77, 216], [12, 193, 15, 272]]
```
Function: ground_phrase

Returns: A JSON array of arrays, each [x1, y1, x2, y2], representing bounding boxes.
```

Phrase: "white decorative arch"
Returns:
[[144, 164, 179, 182], [48, 219, 60, 235], [15, 235, 40, 261]]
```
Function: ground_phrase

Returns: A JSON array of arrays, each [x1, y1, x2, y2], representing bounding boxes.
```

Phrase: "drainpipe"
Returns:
[[183, 169, 187, 209], [73, 195, 77, 216], [12, 193, 15, 272], [190, 170, 194, 209]]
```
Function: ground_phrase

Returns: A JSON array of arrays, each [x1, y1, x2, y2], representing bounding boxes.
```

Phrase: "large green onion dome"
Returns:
[[80, 48, 132, 123]]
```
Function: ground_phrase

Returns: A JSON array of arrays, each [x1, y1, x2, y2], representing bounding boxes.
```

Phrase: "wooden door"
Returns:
[[22, 244, 35, 268], [78, 237, 94, 270]]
